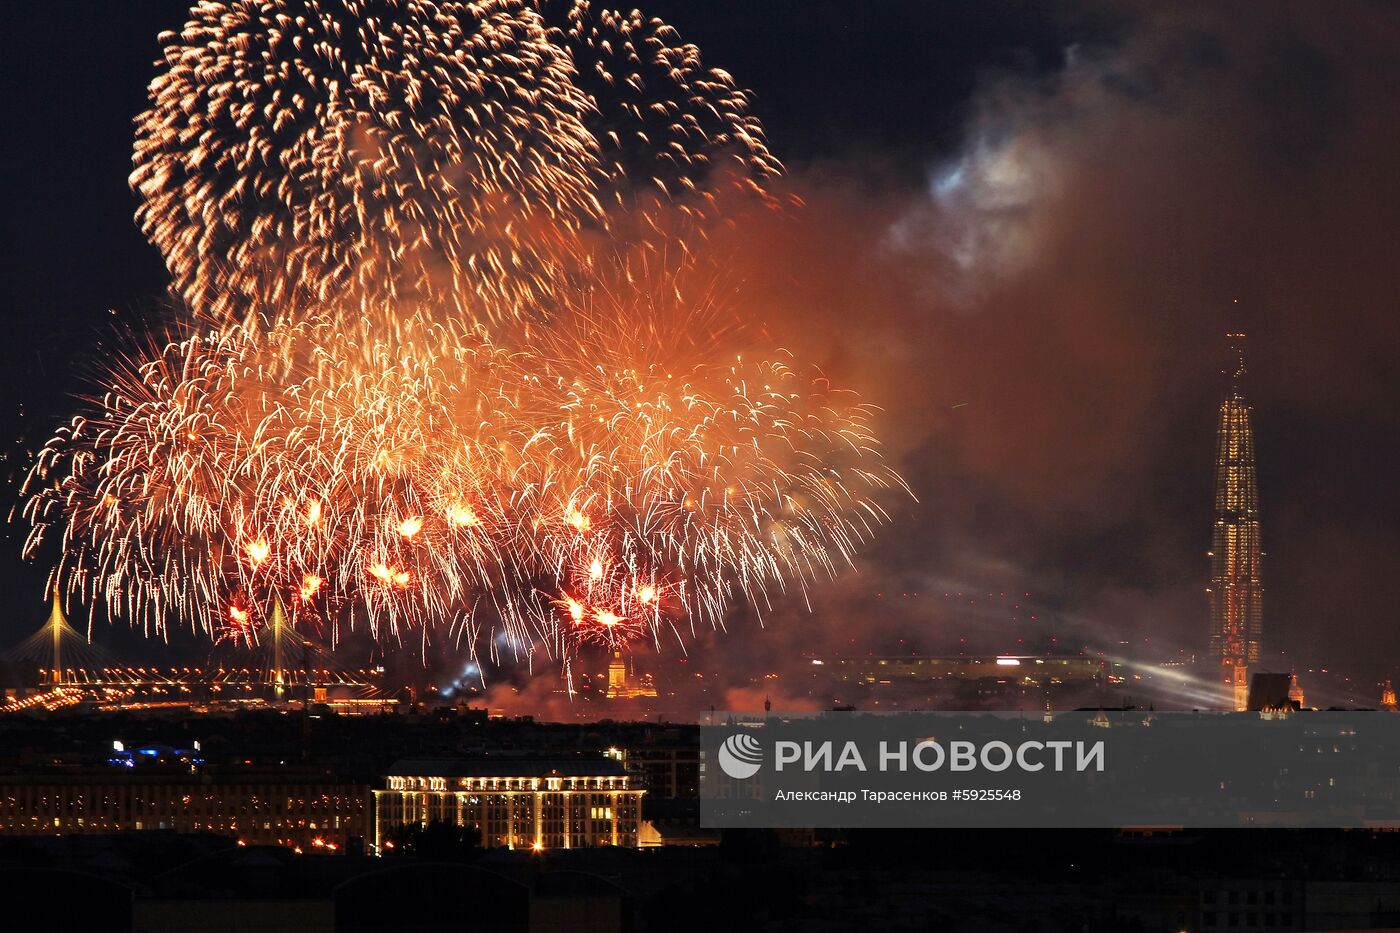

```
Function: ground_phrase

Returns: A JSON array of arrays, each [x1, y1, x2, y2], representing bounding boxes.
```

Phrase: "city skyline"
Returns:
[[0, 316, 1390, 708]]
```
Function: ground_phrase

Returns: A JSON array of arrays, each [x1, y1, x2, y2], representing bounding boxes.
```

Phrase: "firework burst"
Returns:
[[133, 0, 781, 329], [23, 287, 903, 670], [23, 0, 904, 680]]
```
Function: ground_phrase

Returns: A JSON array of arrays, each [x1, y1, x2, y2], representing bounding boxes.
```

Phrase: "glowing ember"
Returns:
[[245, 540, 270, 565], [447, 505, 480, 528]]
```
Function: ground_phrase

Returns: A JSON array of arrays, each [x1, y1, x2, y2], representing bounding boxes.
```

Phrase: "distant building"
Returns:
[[638, 818, 719, 846], [605, 650, 657, 699], [1287, 672, 1305, 708], [624, 744, 699, 798], [811, 655, 1103, 685], [375, 758, 644, 852], [1207, 331, 1265, 710], [603, 729, 700, 798], [1199, 879, 1302, 932], [0, 766, 369, 850]]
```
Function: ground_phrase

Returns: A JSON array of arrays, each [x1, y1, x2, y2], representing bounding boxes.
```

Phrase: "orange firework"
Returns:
[[21, 1, 904, 682], [22, 289, 905, 669], [132, 0, 781, 332]]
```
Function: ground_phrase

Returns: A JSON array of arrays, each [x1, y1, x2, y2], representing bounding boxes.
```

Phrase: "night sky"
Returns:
[[2, 2, 1398, 695]]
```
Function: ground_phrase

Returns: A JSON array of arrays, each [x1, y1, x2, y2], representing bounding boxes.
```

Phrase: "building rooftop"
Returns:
[[387, 757, 627, 778]]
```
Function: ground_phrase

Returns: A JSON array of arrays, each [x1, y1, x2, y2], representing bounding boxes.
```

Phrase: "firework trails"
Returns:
[[23, 0, 902, 678], [131, 0, 780, 327]]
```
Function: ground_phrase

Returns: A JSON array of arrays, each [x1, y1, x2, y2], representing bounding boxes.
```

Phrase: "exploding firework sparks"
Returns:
[[132, 0, 781, 329], [538, 1, 784, 227], [23, 0, 904, 682], [22, 291, 904, 669]]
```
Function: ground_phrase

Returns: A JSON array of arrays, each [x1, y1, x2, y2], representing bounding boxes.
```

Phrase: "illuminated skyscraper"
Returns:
[[1207, 332, 1263, 710]]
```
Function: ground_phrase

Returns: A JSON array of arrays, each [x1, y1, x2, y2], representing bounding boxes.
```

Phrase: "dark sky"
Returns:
[[2, 2, 1398, 692]]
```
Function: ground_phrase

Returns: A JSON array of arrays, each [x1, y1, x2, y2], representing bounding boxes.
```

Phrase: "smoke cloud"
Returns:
[[496, 0, 1400, 713]]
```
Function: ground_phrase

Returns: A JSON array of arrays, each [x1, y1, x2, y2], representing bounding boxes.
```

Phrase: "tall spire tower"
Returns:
[[1207, 331, 1263, 710], [47, 588, 67, 686]]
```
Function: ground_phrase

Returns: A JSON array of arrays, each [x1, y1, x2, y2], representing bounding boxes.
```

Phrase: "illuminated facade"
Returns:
[[605, 650, 658, 699], [1287, 672, 1305, 708], [1207, 332, 1264, 710], [374, 758, 644, 852], [0, 768, 369, 850]]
